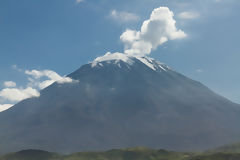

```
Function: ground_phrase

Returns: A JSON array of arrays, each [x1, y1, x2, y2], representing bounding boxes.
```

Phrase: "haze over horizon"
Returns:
[[0, 0, 240, 111]]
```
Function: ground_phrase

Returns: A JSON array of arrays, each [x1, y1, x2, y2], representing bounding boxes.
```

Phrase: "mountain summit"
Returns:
[[0, 53, 240, 154]]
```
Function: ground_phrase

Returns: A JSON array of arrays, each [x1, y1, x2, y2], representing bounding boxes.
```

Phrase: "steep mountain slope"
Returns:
[[0, 54, 240, 154]]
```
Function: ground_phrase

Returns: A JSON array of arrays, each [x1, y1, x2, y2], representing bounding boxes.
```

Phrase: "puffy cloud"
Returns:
[[25, 70, 77, 89], [120, 7, 186, 56], [110, 10, 140, 23], [0, 87, 40, 102], [0, 104, 13, 112], [178, 11, 199, 19], [3, 81, 16, 88]]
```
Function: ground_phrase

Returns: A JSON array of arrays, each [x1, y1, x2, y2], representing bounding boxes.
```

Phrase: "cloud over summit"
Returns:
[[120, 7, 187, 56]]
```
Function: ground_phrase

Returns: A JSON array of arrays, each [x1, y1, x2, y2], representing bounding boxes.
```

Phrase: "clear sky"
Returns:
[[0, 0, 239, 110]]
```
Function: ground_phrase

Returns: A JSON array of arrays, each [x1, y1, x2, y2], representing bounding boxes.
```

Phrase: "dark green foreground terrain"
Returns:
[[1, 145, 240, 160]]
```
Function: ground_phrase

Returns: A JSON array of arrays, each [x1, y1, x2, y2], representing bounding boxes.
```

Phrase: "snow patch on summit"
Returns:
[[92, 52, 134, 67], [134, 56, 169, 71], [135, 57, 156, 70], [91, 52, 170, 71]]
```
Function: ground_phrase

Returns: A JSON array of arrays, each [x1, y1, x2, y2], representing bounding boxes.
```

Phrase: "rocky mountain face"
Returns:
[[0, 54, 240, 154]]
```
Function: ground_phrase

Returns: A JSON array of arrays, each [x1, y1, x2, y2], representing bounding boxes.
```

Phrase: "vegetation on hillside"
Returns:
[[1, 145, 240, 160], [207, 142, 240, 153]]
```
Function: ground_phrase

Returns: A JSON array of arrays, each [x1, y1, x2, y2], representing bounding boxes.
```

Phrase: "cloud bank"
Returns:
[[0, 87, 40, 102], [25, 70, 76, 89], [120, 7, 186, 56], [0, 68, 77, 112]]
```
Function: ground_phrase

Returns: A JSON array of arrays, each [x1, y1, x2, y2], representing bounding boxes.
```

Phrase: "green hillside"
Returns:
[[0, 147, 191, 160], [208, 143, 240, 153], [66, 147, 191, 160], [1, 146, 240, 160], [190, 153, 240, 160]]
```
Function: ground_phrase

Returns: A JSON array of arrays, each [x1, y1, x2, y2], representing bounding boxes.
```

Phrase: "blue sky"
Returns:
[[0, 0, 239, 110]]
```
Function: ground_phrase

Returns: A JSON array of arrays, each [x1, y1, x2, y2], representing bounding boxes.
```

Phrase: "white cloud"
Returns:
[[3, 81, 16, 88], [25, 69, 77, 89], [110, 10, 140, 23], [25, 70, 59, 79], [76, 0, 84, 3], [0, 68, 78, 112], [178, 11, 199, 19], [120, 7, 186, 56], [0, 87, 40, 102], [0, 104, 13, 112]]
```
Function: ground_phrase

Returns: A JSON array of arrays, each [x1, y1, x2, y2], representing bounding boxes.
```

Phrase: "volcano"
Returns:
[[0, 53, 240, 154]]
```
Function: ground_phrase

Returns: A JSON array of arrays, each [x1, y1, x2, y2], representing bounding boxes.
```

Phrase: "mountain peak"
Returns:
[[0, 51, 240, 154], [91, 52, 171, 71], [91, 52, 134, 67]]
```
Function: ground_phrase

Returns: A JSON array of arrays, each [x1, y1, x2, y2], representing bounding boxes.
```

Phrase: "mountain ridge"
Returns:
[[2, 145, 240, 160], [0, 55, 240, 154]]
